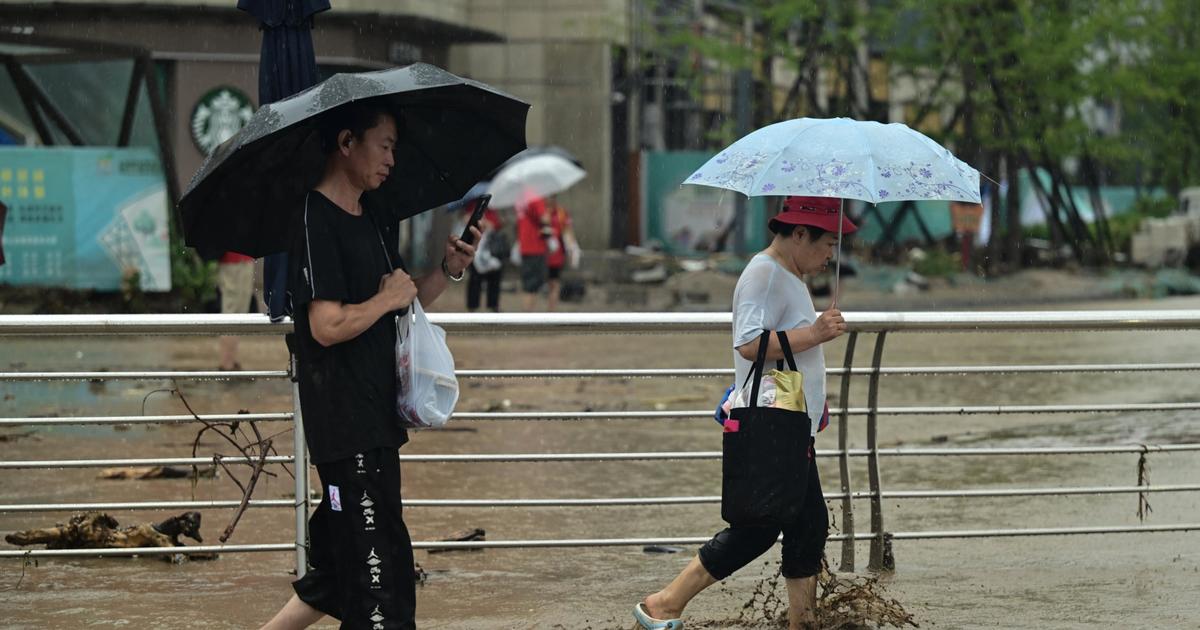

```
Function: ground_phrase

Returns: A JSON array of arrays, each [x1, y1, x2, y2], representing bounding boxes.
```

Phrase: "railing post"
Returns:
[[290, 353, 310, 577], [866, 332, 889, 572], [836, 331, 858, 573]]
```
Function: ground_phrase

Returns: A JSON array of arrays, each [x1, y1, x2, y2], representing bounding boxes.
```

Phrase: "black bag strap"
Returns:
[[363, 206, 396, 273], [743, 331, 771, 409], [777, 330, 798, 371], [363, 202, 411, 319]]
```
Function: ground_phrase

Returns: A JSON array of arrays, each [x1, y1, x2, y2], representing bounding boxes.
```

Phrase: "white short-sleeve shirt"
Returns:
[[732, 253, 825, 437]]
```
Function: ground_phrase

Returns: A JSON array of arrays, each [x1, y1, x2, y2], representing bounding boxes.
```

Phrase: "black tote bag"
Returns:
[[721, 330, 813, 527]]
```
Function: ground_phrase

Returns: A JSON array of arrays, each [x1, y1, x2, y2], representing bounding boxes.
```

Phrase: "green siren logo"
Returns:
[[190, 87, 254, 155]]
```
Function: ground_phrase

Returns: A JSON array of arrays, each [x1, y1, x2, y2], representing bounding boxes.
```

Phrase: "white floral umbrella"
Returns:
[[686, 117, 980, 203], [685, 117, 982, 296]]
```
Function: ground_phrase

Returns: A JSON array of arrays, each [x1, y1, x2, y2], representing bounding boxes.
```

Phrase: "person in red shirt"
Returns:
[[515, 193, 551, 311], [545, 196, 577, 312]]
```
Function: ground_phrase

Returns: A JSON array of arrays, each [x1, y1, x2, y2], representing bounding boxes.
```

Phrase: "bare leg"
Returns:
[[259, 594, 324, 630], [642, 555, 717, 620], [218, 336, 239, 370], [546, 278, 560, 312], [786, 575, 818, 630], [523, 291, 537, 312]]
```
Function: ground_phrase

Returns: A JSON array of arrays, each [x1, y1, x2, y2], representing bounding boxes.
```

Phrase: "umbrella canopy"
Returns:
[[487, 153, 586, 208], [495, 145, 583, 172], [685, 117, 981, 204], [446, 181, 492, 212], [446, 145, 582, 210], [179, 63, 529, 257]]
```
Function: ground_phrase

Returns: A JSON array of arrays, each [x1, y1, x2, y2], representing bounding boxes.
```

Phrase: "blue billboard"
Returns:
[[0, 147, 171, 291]]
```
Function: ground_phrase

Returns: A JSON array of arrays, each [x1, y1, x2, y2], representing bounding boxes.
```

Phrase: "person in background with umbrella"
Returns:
[[544, 194, 578, 312], [633, 196, 854, 630], [259, 101, 478, 630]]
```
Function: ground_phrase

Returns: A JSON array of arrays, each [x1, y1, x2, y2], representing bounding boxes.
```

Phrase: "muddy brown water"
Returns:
[[1, 297, 1199, 629]]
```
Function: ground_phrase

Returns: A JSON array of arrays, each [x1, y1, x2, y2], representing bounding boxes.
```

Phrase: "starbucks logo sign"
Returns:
[[190, 86, 254, 155]]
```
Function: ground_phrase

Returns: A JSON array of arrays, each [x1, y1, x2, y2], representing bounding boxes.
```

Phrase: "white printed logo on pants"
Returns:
[[361, 491, 376, 531], [369, 604, 385, 629], [366, 547, 383, 590]]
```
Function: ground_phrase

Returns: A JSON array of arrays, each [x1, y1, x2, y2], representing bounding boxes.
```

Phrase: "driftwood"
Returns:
[[5, 511, 203, 550], [425, 527, 485, 553], [414, 562, 427, 585], [98, 465, 217, 480]]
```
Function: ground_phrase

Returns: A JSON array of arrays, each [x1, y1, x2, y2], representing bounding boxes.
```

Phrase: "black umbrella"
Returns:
[[178, 63, 529, 258], [238, 0, 327, 319]]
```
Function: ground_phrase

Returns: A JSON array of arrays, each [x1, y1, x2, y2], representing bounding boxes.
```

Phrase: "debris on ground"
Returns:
[[642, 545, 685, 554], [425, 527, 486, 553], [685, 560, 917, 629], [4, 511, 207, 560], [0, 430, 36, 443], [98, 465, 217, 480], [414, 562, 427, 585]]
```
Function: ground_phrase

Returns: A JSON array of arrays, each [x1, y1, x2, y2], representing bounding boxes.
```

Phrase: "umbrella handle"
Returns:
[[833, 199, 844, 307]]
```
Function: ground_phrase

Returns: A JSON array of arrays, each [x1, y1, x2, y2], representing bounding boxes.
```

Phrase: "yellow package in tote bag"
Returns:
[[766, 369, 806, 413]]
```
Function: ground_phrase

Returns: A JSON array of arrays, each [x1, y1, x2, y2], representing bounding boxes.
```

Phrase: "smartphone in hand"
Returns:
[[459, 194, 492, 245]]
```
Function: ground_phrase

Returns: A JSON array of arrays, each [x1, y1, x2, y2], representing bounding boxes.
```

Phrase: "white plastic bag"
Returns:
[[473, 231, 502, 274], [394, 299, 459, 428], [731, 374, 777, 408]]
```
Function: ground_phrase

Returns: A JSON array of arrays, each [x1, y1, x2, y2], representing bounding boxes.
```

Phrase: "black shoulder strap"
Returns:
[[744, 331, 771, 409], [777, 330, 798, 371], [363, 202, 400, 273]]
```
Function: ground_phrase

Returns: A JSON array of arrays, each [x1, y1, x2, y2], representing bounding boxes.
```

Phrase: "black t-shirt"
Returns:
[[289, 191, 408, 464]]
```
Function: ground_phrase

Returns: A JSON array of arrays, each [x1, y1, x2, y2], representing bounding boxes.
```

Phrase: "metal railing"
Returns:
[[1, 310, 1198, 574]]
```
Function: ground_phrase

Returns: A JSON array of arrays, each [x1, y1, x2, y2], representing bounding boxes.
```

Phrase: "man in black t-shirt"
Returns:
[[260, 103, 478, 630]]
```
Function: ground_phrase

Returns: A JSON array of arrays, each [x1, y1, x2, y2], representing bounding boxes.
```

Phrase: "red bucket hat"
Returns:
[[769, 195, 857, 234]]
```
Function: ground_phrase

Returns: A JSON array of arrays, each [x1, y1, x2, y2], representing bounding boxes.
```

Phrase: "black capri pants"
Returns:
[[699, 446, 827, 580], [293, 448, 416, 629]]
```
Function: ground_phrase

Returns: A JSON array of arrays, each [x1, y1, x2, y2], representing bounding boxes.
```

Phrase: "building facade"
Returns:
[[1, 0, 632, 250]]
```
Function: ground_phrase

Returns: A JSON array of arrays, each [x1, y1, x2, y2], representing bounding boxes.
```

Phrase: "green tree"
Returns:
[[642, 0, 1200, 268]]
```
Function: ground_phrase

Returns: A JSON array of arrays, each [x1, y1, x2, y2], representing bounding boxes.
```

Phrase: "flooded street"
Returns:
[[1, 297, 1199, 629]]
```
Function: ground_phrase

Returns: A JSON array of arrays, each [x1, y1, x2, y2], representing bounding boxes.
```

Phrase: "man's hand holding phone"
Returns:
[[459, 194, 491, 245]]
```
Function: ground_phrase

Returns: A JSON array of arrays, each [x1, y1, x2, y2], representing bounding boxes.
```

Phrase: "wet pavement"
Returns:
[[1, 297, 1198, 628]]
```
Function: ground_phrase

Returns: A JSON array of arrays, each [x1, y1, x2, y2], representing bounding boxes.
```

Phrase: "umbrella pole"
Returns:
[[833, 198, 844, 306]]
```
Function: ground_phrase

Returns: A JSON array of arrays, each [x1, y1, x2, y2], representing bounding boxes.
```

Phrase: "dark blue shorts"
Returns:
[[520, 254, 547, 293]]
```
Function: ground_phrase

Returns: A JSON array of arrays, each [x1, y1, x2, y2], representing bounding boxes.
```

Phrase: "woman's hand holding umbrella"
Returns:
[[810, 307, 847, 344]]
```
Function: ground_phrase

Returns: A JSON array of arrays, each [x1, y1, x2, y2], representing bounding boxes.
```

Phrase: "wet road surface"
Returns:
[[1, 297, 1198, 628]]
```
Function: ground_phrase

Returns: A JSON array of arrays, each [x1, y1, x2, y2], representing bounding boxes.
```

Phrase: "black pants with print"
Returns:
[[293, 448, 416, 629], [698, 448, 828, 580]]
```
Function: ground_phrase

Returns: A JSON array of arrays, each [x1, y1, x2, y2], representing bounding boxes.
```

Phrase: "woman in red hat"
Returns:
[[634, 196, 856, 630]]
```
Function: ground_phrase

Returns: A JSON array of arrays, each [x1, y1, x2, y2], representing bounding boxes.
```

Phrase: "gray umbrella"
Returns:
[[178, 63, 529, 258]]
